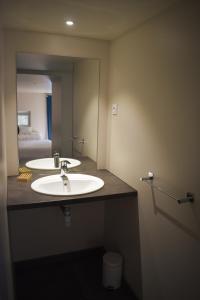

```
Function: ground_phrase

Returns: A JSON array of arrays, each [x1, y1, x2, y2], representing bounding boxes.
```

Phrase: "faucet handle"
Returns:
[[61, 160, 71, 166], [61, 160, 71, 172], [53, 151, 59, 156]]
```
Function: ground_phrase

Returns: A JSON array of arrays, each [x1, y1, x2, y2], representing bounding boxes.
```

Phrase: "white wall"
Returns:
[[4, 29, 109, 175], [106, 1, 200, 299], [0, 28, 14, 300], [17, 74, 52, 94], [51, 78, 62, 153], [61, 72, 73, 156], [17, 92, 48, 139], [73, 60, 99, 161]]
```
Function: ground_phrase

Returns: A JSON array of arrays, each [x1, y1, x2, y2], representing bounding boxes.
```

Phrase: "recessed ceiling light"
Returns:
[[66, 20, 74, 26]]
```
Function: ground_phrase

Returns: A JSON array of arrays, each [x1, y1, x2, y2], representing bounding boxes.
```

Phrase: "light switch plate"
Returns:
[[112, 103, 118, 115]]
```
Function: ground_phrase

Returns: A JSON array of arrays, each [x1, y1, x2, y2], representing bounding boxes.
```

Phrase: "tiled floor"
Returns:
[[14, 248, 138, 300]]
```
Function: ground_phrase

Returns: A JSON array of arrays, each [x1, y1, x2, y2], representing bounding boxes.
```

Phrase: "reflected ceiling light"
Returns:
[[65, 20, 74, 26]]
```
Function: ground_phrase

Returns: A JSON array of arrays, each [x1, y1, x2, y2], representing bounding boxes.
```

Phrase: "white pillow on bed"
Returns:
[[18, 133, 41, 140], [19, 126, 32, 134], [18, 129, 41, 140]]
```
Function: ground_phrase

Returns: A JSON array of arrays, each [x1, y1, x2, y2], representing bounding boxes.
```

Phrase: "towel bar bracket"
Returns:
[[177, 192, 194, 204], [140, 172, 194, 205], [140, 171, 154, 181]]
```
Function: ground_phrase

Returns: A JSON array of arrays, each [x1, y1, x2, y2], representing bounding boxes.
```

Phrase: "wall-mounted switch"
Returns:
[[112, 103, 118, 115]]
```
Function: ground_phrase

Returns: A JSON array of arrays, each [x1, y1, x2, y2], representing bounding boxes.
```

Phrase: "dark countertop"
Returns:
[[7, 158, 137, 210]]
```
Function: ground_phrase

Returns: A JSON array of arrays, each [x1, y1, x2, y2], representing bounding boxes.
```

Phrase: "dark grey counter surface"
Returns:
[[7, 158, 137, 210]]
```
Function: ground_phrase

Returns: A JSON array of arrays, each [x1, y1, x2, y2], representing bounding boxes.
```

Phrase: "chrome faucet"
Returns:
[[60, 160, 71, 186], [53, 151, 60, 168]]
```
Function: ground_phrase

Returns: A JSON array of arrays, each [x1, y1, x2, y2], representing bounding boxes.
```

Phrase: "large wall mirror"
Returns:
[[16, 53, 100, 168]]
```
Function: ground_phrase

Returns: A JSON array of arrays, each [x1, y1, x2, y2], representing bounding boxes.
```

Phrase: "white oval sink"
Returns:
[[26, 158, 81, 170], [31, 174, 104, 196]]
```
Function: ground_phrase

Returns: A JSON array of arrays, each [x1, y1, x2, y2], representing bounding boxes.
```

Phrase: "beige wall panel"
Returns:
[[73, 60, 99, 161], [107, 1, 200, 299], [0, 28, 14, 300]]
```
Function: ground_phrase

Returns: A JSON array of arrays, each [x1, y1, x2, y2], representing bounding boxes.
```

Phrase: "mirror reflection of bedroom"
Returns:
[[16, 53, 100, 168], [17, 74, 52, 161]]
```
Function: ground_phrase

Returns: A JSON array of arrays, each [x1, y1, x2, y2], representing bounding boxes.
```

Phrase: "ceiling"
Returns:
[[1, 0, 179, 40], [17, 74, 52, 93], [17, 53, 78, 72]]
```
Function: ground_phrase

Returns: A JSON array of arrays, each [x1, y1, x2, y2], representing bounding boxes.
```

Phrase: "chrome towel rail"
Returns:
[[140, 172, 194, 204]]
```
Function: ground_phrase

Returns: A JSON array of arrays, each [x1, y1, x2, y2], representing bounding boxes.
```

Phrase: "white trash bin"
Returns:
[[103, 252, 123, 290]]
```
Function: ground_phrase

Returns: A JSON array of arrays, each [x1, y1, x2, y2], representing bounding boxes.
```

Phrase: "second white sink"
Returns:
[[26, 158, 81, 170], [31, 174, 104, 196]]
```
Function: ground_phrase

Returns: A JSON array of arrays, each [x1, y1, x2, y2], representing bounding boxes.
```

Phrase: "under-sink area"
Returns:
[[7, 157, 140, 300]]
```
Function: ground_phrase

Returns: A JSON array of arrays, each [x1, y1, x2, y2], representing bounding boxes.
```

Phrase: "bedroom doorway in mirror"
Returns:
[[17, 73, 52, 162]]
